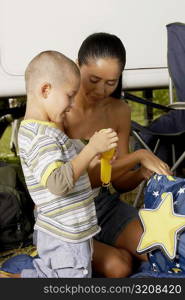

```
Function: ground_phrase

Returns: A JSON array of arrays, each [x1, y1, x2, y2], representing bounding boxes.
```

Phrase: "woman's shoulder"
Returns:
[[107, 97, 131, 115], [103, 97, 131, 131]]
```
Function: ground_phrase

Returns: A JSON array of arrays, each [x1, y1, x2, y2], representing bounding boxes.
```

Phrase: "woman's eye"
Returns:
[[90, 78, 99, 84], [107, 81, 117, 86]]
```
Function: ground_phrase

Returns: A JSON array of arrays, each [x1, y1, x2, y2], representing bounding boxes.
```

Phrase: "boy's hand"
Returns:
[[88, 128, 118, 155], [110, 148, 118, 164]]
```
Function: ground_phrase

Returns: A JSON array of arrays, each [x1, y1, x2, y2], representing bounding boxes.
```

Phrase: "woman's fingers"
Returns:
[[154, 161, 172, 175], [142, 151, 172, 176]]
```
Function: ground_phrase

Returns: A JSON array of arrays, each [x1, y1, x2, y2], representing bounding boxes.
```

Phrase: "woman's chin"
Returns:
[[88, 96, 99, 102], [89, 94, 105, 101]]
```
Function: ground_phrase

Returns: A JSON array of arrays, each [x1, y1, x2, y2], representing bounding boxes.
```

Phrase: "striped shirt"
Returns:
[[18, 120, 100, 243]]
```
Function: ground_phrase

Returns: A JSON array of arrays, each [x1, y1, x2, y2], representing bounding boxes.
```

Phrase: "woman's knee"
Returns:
[[103, 249, 133, 278]]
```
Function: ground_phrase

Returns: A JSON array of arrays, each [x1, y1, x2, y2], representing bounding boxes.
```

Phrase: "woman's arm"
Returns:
[[87, 151, 148, 190], [112, 168, 146, 192], [110, 101, 171, 191], [88, 101, 171, 191]]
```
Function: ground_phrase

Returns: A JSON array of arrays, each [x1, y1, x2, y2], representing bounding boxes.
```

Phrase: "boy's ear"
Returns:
[[41, 83, 51, 99]]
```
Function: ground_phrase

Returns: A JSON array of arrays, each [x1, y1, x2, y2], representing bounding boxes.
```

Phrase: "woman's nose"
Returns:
[[94, 82, 106, 96]]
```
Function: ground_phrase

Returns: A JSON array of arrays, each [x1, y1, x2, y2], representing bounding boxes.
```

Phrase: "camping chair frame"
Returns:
[[131, 120, 185, 207]]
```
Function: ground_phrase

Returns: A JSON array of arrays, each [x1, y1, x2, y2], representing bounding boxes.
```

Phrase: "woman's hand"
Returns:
[[140, 166, 154, 180], [138, 149, 172, 176]]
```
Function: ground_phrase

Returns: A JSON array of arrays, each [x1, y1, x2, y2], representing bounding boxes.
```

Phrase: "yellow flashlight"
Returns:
[[100, 148, 115, 185]]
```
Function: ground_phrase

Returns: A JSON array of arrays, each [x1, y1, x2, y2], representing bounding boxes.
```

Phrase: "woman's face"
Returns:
[[79, 57, 122, 102]]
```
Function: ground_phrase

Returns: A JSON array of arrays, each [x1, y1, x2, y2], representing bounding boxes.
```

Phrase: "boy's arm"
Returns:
[[46, 129, 118, 196], [46, 161, 74, 195], [46, 143, 96, 196]]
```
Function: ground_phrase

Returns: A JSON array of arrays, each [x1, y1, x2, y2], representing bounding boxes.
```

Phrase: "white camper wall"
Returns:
[[0, 0, 185, 96]]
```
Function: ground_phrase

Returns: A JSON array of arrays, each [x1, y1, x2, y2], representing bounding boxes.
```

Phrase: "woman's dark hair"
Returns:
[[78, 32, 126, 98]]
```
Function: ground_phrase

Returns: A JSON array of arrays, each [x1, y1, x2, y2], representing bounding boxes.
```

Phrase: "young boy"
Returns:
[[11, 50, 118, 278]]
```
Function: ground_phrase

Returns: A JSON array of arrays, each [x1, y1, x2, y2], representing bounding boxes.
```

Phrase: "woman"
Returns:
[[65, 33, 171, 277]]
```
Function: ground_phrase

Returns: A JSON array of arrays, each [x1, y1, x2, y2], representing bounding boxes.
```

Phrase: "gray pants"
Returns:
[[21, 230, 92, 278]]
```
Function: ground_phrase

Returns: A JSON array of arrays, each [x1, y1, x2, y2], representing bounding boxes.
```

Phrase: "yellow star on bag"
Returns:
[[137, 192, 185, 260]]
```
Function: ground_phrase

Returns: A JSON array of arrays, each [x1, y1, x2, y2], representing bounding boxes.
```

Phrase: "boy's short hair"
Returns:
[[25, 50, 79, 94]]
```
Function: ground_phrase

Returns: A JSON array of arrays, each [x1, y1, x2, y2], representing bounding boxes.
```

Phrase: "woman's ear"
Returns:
[[41, 83, 51, 99]]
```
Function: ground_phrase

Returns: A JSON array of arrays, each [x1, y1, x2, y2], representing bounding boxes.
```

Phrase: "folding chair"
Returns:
[[167, 22, 185, 108], [125, 22, 185, 207], [132, 109, 185, 173], [131, 120, 185, 207]]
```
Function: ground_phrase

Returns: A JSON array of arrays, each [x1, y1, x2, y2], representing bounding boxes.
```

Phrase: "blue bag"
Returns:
[[131, 174, 185, 278]]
